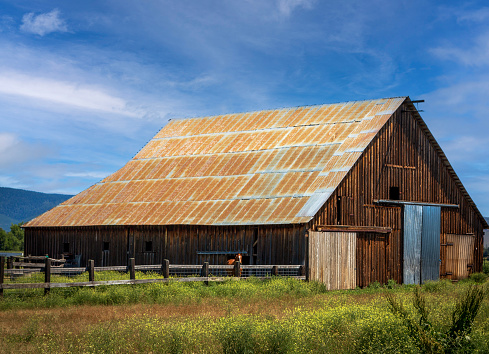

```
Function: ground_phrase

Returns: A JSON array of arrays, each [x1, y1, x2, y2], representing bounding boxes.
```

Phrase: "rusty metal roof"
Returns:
[[26, 97, 406, 227]]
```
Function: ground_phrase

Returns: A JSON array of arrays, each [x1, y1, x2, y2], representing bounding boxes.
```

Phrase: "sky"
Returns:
[[0, 0, 488, 217]]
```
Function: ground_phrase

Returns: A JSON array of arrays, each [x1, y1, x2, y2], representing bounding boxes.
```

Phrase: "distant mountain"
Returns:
[[0, 187, 73, 231]]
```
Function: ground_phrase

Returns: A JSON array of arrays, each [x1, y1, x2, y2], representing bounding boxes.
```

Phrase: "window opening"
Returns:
[[336, 196, 342, 224], [103, 242, 110, 251], [389, 186, 400, 200], [145, 241, 153, 252], [63, 242, 70, 253]]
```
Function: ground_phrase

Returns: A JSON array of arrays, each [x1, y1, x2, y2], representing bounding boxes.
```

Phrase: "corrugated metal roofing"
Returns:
[[26, 97, 406, 227]]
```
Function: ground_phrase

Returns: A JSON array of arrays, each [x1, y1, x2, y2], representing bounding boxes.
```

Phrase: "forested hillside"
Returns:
[[0, 187, 73, 231]]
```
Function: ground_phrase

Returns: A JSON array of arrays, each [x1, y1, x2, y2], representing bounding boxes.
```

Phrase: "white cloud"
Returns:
[[457, 7, 489, 23], [0, 175, 26, 189], [20, 9, 68, 36], [0, 71, 140, 117], [0, 133, 50, 168], [425, 79, 489, 115], [0, 15, 15, 32], [276, 0, 315, 17], [431, 32, 489, 67], [65, 172, 111, 179]]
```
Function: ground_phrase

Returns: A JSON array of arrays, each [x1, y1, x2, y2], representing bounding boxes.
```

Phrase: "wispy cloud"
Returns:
[[20, 9, 68, 36], [0, 133, 50, 168], [0, 15, 15, 32], [276, 0, 315, 17], [457, 7, 489, 23], [65, 172, 111, 179], [0, 71, 140, 117], [431, 32, 489, 67]]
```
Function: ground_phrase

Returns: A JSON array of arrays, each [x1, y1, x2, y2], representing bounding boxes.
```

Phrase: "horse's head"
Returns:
[[235, 253, 242, 263]]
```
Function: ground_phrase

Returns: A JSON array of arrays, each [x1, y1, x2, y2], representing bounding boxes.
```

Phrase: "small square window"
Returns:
[[63, 242, 70, 253], [103, 242, 110, 251], [145, 241, 153, 252], [389, 186, 400, 200]]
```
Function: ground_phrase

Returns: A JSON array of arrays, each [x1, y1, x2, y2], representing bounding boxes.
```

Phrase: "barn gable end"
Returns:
[[309, 99, 486, 284]]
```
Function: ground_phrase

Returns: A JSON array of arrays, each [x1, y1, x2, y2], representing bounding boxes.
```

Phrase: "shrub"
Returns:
[[422, 279, 452, 293], [483, 260, 489, 275], [217, 317, 257, 354], [386, 285, 484, 353], [469, 272, 487, 284], [366, 281, 381, 290]]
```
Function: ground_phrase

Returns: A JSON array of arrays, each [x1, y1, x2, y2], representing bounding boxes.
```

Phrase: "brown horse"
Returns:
[[226, 253, 242, 276]]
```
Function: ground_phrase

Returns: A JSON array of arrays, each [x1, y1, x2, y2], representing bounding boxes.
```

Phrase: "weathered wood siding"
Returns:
[[356, 232, 388, 288], [444, 234, 475, 280], [309, 102, 485, 284], [25, 224, 307, 267], [308, 231, 356, 290]]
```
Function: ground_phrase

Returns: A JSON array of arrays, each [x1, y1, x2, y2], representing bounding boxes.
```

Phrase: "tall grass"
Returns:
[[9, 294, 487, 353], [387, 284, 486, 353], [0, 274, 328, 310], [1, 276, 488, 352]]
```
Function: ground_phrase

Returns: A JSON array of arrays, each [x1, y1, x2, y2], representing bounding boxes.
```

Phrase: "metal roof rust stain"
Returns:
[[26, 97, 409, 227]]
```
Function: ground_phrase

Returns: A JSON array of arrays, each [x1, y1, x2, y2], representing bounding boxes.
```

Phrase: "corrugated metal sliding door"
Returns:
[[309, 231, 356, 290], [420, 206, 441, 282], [403, 205, 441, 284], [403, 205, 422, 284]]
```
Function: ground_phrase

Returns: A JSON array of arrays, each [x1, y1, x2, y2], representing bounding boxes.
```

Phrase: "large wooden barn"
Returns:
[[24, 97, 488, 289]]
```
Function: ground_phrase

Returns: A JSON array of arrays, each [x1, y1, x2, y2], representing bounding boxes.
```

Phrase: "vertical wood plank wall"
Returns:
[[309, 231, 356, 290], [445, 234, 475, 280], [356, 232, 388, 287], [24, 224, 307, 267], [309, 101, 485, 284]]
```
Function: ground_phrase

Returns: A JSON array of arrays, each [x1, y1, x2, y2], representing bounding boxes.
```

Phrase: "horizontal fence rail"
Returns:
[[0, 256, 306, 296]]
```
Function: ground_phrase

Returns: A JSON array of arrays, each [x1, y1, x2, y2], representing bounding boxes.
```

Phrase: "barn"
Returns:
[[24, 97, 488, 289]]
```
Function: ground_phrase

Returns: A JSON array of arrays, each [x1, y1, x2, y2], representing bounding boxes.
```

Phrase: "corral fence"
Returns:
[[0, 256, 306, 296]]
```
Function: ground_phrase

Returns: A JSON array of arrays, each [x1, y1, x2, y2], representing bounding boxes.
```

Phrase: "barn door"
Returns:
[[403, 205, 440, 284], [356, 233, 388, 288], [308, 231, 356, 290], [445, 234, 475, 280]]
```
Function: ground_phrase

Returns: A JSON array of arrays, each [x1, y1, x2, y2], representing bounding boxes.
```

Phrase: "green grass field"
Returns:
[[0, 272, 488, 353]]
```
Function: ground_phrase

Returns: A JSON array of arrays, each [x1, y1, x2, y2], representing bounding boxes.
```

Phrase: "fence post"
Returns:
[[6, 257, 12, 270], [0, 256, 5, 297], [44, 257, 51, 295], [272, 265, 278, 276], [129, 258, 135, 280], [299, 265, 306, 277], [162, 259, 169, 279], [202, 262, 209, 277], [202, 262, 209, 286], [88, 260, 95, 282], [234, 261, 241, 277]]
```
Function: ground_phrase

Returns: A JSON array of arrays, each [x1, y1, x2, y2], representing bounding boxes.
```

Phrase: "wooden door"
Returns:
[[445, 234, 475, 280], [308, 231, 356, 290], [356, 233, 388, 287]]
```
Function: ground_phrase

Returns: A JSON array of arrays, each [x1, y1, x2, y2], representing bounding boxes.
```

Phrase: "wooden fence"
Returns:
[[0, 256, 306, 296]]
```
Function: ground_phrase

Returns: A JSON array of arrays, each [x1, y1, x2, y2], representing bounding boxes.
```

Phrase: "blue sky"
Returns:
[[0, 1, 488, 216]]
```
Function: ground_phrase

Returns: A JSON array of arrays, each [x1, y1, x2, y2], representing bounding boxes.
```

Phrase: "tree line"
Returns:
[[0, 223, 24, 251]]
